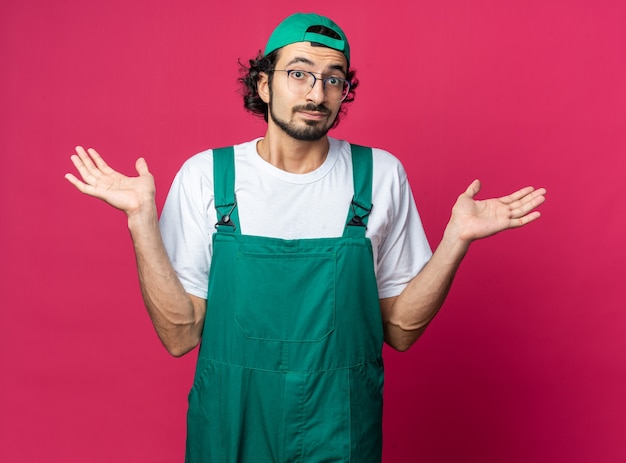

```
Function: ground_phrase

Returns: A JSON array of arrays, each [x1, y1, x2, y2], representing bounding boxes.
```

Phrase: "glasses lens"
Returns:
[[323, 76, 350, 101], [284, 71, 350, 101], [286, 71, 313, 94]]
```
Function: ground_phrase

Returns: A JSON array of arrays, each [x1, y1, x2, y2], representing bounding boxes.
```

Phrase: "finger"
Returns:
[[464, 179, 481, 198], [64, 172, 95, 195], [510, 210, 542, 228], [64, 172, 82, 188], [510, 191, 546, 221], [87, 148, 116, 175], [74, 145, 100, 175], [511, 188, 547, 214], [69, 153, 96, 183], [135, 157, 150, 176], [502, 187, 547, 212], [72, 146, 119, 186], [499, 186, 537, 204]]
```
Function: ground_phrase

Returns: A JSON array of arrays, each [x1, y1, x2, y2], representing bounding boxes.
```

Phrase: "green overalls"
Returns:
[[186, 145, 384, 462]]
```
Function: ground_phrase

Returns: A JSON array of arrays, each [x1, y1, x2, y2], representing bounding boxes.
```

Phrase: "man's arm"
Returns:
[[65, 146, 205, 356], [381, 180, 546, 352]]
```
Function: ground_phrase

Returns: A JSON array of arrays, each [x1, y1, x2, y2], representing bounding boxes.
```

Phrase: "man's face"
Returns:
[[262, 42, 348, 142]]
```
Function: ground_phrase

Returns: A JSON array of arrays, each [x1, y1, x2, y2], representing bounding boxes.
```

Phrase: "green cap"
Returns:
[[264, 13, 350, 64]]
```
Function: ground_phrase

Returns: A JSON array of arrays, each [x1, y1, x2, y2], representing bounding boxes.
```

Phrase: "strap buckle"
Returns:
[[347, 199, 372, 228], [215, 196, 237, 230]]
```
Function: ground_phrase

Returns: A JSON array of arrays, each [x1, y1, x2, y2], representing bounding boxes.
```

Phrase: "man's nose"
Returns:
[[306, 77, 326, 104]]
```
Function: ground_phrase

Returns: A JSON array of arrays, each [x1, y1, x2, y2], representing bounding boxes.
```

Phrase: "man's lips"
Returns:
[[293, 105, 331, 120], [298, 110, 328, 120]]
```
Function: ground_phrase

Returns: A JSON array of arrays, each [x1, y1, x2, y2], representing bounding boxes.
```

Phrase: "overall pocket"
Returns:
[[233, 250, 336, 342]]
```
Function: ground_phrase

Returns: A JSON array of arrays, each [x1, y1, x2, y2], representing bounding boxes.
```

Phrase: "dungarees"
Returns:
[[186, 145, 384, 462]]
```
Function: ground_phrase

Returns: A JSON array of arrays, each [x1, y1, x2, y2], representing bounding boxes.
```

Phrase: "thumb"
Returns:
[[464, 179, 481, 198], [135, 157, 150, 176]]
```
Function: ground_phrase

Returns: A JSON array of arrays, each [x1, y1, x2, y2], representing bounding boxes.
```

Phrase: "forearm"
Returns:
[[128, 204, 204, 357], [381, 180, 546, 351], [382, 225, 470, 351]]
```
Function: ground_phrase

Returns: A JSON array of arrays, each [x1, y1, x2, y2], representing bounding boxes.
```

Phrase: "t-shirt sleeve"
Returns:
[[159, 151, 215, 300], [372, 150, 433, 299]]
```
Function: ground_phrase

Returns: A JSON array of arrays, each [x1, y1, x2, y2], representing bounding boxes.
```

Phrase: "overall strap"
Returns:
[[212, 146, 240, 234], [344, 144, 373, 238]]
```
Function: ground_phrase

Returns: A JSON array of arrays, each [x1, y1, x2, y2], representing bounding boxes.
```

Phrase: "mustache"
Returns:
[[293, 104, 331, 115]]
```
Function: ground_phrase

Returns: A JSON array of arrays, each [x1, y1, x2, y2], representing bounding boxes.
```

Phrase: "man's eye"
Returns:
[[290, 71, 306, 80], [327, 77, 341, 87]]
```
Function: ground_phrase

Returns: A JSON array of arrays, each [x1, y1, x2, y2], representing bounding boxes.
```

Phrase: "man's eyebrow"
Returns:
[[285, 57, 315, 68], [284, 56, 347, 75]]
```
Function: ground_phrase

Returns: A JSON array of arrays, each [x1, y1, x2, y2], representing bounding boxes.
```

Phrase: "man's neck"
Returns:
[[256, 130, 330, 174]]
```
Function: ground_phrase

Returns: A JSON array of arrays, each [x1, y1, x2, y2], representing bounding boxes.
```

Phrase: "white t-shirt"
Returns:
[[159, 137, 433, 300]]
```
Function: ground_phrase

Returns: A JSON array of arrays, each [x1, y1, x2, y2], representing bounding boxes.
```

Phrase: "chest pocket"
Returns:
[[233, 247, 336, 342]]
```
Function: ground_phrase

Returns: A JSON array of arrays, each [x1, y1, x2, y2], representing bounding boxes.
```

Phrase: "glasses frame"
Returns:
[[272, 69, 352, 102]]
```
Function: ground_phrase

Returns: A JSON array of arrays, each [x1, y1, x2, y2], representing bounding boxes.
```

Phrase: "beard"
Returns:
[[269, 100, 335, 142]]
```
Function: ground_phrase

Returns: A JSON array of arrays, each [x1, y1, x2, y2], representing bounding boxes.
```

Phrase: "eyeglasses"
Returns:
[[272, 69, 351, 102]]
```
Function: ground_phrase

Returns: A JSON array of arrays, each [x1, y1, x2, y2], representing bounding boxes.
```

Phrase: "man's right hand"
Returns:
[[65, 146, 156, 217], [65, 146, 204, 356]]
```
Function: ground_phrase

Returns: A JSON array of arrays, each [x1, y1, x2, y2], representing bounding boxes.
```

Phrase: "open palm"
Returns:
[[65, 146, 155, 216], [451, 180, 547, 242]]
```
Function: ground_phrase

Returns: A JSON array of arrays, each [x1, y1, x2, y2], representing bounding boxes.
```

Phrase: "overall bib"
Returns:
[[186, 145, 384, 462]]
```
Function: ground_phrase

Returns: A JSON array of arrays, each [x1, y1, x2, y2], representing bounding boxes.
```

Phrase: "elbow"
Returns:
[[155, 317, 203, 357], [383, 322, 427, 352], [162, 335, 200, 358], [386, 339, 413, 353], [166, 345, 191, 358], [385, 335, 418, 353]]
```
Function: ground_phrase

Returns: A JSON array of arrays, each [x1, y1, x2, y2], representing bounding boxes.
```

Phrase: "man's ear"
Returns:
[[257, 72, 270, 104]]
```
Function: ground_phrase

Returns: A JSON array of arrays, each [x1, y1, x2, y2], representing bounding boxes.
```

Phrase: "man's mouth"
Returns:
[[294, 104, 330, 116]]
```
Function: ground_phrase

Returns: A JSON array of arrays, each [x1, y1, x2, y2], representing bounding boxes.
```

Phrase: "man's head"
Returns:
[[239, 13, 358, 136]]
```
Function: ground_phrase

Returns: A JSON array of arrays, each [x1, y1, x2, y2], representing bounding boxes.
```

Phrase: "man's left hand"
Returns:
[[448, 179, 547, 243]]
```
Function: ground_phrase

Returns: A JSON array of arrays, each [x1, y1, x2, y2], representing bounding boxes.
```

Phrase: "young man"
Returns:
[[66, 13, 546, 462]]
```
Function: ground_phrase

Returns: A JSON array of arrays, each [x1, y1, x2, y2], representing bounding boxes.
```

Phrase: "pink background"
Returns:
[[1, 1, 625, 462]]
